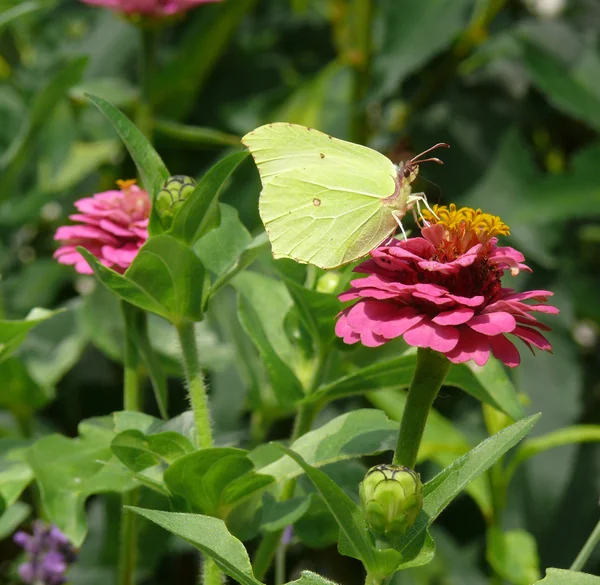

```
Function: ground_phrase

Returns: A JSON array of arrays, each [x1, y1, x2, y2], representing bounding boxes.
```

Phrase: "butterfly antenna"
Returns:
[[411, 143, 450, 165]]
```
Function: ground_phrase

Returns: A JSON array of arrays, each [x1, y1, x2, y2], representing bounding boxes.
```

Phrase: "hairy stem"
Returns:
[[202, 558, 223, 585], [176, 320, 213, 449], [393, 348, 451, 468]]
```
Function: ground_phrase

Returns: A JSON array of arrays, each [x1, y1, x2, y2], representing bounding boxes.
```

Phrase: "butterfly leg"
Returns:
[[392, 210, 408, 240]]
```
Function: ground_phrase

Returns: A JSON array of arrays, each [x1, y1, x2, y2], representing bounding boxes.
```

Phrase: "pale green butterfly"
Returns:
[[242, 122, 448, 269]]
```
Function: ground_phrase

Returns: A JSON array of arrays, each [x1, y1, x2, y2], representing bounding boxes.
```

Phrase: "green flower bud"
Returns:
[[316, 271, 341, 294], [156, 175, 196, 228], [359, 464, 423, 538]]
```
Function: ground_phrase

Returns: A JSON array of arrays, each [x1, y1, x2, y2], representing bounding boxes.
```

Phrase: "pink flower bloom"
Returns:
[[335, 204, 558, 368], [80, 0, 221, 17], [54, 180, 150, 275]]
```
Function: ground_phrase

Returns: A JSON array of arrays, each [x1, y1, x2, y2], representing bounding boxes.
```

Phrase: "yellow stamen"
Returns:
[[116, 179, 137, 191], [422, 203, 510, 238]]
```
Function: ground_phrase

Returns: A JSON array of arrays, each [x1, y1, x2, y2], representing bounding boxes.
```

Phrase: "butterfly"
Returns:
[[242, 122, 448, 269]]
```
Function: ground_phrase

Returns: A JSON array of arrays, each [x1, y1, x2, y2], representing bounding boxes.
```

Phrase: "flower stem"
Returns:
[[202, 558, 222, 585], [175, 320, 213, 449], [175, 319, 221, 585], [570, 517, 600, 572], [393, 348, 451, 468], [119, 301, 142, 585]]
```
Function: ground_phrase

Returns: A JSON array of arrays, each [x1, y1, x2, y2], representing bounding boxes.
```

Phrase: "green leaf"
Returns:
[[129, 508, 264, 585], [151, 0, 258, 119], [308, 352, 522, 420], [164, 448, 272, 514], [487, 528, 541, 585], [123, 303, 168, 419], [0, 502, 31, 540], [534, 569, 600, 585], [521, 40, 600, 132], [0, 439, 33, 507], [445, 358, 524, 421], [0, 58, 87, 195], [194, 203, 269, 296], [284, 279, 340, 346], [272, 444, 379, 571], [367, 389, 493, 519], [376, 0, 472, 97], [235, 272, 304, 408], [111, 430, 194, 472], [286, 571, 339, 585], [261, 494, 312, 532], [392, 414, 540, 558], [27, 420, 137, 546], [81, 234, 208, 323], [155, 120, 241, 147], [0, 358, 52, 414], [86, 94, 169, 196], [169, 151, 248, 245], [255, 409, 398, 482], [0, 308, 63, 363], [306, 353, 417, 405], [0, 2, 42, 31], [508, 425, 600, 478], [85, 94, 169, 236]]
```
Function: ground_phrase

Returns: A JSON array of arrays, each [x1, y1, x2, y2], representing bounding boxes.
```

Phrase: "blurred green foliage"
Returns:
[[0, 0, 599, 584]]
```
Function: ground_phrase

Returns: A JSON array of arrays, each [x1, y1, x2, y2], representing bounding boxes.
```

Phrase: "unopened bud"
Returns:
[[359, 464, 423, 538], [156, 175, 196, 228], [316, 271, 341, 294]]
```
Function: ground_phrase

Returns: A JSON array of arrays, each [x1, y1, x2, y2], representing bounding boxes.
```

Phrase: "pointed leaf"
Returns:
[[272, 444, 379, 571], [129, 508, 264, 585], [286, 571, 339, 585], [169, 151, 249, 244], [255, 409, 397, 481], [0, 308, 63, 363], [80, 234, 208, 323], [393, 414, 540, 558], [533, 569, 600, 584]]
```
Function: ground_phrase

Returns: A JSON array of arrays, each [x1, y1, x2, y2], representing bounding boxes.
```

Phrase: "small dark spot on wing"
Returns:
[[320, 153, 325, 159]]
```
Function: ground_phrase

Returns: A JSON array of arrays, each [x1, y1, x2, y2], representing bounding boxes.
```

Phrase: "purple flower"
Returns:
[[13, 522, 76, 585]]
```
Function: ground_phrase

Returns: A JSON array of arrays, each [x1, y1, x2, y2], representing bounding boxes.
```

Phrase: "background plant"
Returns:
[[0, 1, 599, 584]]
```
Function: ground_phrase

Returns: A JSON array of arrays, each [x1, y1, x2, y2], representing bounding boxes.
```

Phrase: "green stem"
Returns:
[[176, 320, 213, 449], [570, 517, 600, 572], [275, 536, 287, 585], [349, 0, 373, 144], [119, 302, 142, 585], [365, 571, 382, 585], [202, 558, 222, 585], [175, 320, 221, 585], [393, 348, 451, 468]]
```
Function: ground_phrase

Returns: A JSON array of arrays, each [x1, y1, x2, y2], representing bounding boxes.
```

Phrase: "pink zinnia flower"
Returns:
[[335, 204, 558, 367], [80, 0, 221, 17], [54, 180, 150, 275]]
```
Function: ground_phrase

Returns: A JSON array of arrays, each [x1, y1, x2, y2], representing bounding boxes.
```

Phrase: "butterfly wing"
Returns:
[[242, 123, 400, 269]]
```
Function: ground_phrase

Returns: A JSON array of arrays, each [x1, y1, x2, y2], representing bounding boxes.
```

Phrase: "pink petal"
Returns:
[[489, 335, 521, 367], [468, 312, 516, 335], [512, 326, 552, 351], [432, 307, 475, 326], [503, 290, 554, 303], [445, 327, 491, 366], [99, 218, 135, 237], [403, 319, 460, 353], [446, 294, 486, 307]]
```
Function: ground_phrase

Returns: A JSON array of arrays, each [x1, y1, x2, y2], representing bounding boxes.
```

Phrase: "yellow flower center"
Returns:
[[422, 204, 510, 240], [116, 179, 138, 192]]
